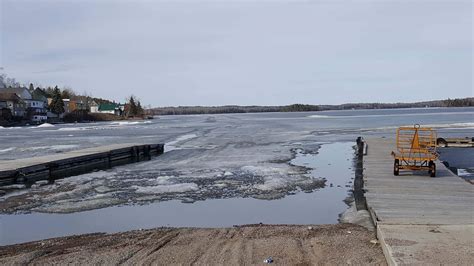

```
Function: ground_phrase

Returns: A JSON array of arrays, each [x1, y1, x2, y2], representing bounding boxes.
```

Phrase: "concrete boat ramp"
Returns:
[[0, 143, 164, 186], [364, 138, 473, 265]]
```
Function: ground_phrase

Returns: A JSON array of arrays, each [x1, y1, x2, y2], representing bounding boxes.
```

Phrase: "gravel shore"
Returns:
[[0, 223, 386, 265]]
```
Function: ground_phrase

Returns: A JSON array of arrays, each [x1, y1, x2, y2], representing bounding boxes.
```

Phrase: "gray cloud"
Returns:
[[1, 0, 472, 106]]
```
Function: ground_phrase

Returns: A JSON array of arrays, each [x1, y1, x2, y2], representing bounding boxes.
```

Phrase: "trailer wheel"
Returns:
[[394, 159, 400, 176], [437, 138, 448, 147], [429, 161, 436, 177]]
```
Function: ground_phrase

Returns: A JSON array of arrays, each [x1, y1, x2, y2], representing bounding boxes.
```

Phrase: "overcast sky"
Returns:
[[1, 0, 472, 106]]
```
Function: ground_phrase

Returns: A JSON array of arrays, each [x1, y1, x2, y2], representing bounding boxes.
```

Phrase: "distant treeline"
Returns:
[[149, 104, 320, 115], [149, 98, 473, 116], [442, 98, 474, 107], [319, 97, 474, 110]]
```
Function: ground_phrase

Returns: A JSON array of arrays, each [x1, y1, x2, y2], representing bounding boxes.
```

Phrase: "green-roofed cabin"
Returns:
[[94, 103, 123, 116]]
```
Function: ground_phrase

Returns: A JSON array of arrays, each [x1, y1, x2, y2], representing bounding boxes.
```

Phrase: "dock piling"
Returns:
[[354, 137, 367, 210]]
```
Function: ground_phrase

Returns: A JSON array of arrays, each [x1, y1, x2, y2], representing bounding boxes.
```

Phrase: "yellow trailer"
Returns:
[[391, 124, 438, 177]]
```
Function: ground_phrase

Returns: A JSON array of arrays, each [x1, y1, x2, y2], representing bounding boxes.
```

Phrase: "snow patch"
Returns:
[[314, 111, 474, 119], [123, 176, 175, 185], [19, 144, 79, 152], [166, 134, 198, 151], [36, 123, 55, 128], [373, 122, 474, 131], [241, 165, 291, 190], [241, 165, 287, 176], [55, 170, 110, 185], [0, 147, 15, 153], [307, 115, 330, 118], [50, 144, 79, 150], [457, 168, 474, 177], [58, 127, 84, 131], [0, 189, 30, 201], [132, 183, 198, 194], [58, 125, 116, 131], [449, 122, 474, 128], [112, 121, 151, 126], [254, 177, 288, 191]]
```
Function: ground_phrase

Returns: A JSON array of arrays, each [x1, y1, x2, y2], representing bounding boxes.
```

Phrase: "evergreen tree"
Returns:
[[127, 95, 142, 117], [28, 83, 34, 93], [45, 87, 54, 98], [130, 96, 137, 116], [136, 101, 143, 116], [49, 86, 65, 115]]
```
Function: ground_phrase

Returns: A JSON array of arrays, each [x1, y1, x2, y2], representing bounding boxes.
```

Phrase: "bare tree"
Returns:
[[0, 73, 20, 88]]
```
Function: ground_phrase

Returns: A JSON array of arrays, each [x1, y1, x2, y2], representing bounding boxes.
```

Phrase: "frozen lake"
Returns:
[[0, 107, 473, 245], [0, 142, 355, 245], [1, 107, 473, 161]]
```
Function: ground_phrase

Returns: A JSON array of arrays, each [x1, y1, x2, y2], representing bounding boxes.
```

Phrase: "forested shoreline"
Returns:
[[149, 98, 473, 116]]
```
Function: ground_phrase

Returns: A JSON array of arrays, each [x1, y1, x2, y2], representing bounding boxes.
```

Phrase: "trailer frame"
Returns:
[[391, 124, 438, 177]]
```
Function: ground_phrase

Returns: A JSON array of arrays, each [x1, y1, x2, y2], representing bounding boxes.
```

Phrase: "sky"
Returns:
[[0, 0, 472, 106]]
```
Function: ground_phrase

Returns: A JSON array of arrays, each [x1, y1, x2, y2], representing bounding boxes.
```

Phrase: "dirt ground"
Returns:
[[0, 223, 386, 265]]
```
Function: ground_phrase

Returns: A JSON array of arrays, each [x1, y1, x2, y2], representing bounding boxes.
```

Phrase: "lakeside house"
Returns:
[[1, 87, 31, 100], [1, 85, 124, 124], [90, 101, 124, 116], [46, 97, 88, 118], [0, 92, 26, 118], [29, 88, 48, 122], [58, 98, 88, 113], [0, 87, 49, 122], [89, 101, 99, 113], [69, 99, 87, 112]]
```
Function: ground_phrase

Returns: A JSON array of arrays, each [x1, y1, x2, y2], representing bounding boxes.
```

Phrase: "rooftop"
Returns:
[[0, 87, 31, 99], [98, 103, 119, 111], [0, 92, 22, 102]]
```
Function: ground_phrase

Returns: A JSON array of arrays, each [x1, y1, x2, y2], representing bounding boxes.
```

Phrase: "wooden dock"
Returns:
[[363, 138, 473, 265], [0, 143, 164, 186]]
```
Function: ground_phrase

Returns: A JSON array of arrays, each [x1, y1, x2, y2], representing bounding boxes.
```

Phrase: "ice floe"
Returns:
[[166, 134, 198, 151], [132, 183, 198, 194], [0, 147, 15, 153]]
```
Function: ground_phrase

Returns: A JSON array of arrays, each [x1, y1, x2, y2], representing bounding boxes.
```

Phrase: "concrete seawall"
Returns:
[[0, 143, 164, 186]]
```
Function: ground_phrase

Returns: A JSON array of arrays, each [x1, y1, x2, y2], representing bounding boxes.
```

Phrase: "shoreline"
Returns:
[[0, 223, 386, 265], [0, 116, 150, 128]]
